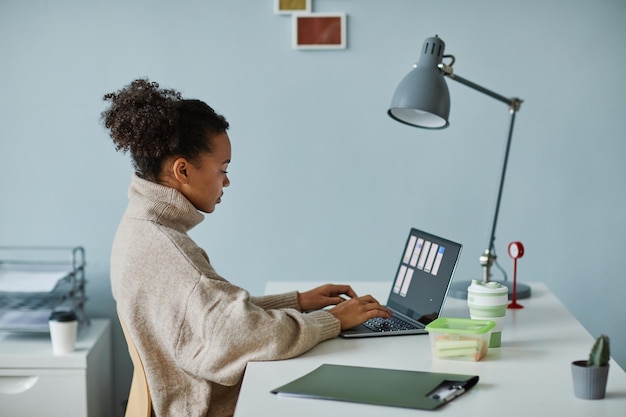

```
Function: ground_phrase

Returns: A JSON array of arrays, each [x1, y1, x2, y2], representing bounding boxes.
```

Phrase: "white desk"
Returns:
[[0, 319, 112, 417], [234, 282, 626, 416]]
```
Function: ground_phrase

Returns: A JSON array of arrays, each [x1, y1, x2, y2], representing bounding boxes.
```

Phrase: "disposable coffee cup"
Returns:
[[49, 310, 78, 355], [467, 280, 508, 347]]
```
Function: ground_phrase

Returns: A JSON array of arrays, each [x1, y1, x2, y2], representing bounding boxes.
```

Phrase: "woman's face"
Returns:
[[182, 132, 231, 213]]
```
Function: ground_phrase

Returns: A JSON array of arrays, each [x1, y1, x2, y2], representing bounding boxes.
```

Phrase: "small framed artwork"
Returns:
[[292, 13, 347, 50], [274, 0, 311, 15]]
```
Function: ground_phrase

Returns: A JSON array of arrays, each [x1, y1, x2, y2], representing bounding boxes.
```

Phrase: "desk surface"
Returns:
[[0, 319, 110, 369], [234, 282, 626, 416]]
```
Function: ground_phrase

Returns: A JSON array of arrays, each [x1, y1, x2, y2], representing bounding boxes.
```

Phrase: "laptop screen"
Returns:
[[386, 228, 462, 325]]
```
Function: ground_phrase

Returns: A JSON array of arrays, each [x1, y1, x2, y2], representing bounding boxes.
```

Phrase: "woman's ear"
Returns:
[[171, 157, 190, 185]]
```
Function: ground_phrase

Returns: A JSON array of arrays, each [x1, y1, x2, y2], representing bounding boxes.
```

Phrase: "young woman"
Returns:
[[102, 79, 390, 417]]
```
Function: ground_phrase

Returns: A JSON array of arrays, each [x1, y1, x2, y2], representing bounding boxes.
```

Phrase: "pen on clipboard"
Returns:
[[429, 384, 466, 402]]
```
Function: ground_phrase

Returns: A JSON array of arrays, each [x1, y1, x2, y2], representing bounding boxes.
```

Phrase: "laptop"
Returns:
[[340, 228, 462, 338]]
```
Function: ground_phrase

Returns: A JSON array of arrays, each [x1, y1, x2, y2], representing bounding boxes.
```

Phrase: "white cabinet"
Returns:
[[0, 319, 111, 417]]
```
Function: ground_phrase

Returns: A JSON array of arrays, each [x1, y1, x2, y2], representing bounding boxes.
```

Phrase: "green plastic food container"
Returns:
[[425, 317, 495, 361]]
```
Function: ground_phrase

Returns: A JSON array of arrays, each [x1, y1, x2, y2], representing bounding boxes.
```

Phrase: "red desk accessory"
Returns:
[[507, 241, 525, 309]]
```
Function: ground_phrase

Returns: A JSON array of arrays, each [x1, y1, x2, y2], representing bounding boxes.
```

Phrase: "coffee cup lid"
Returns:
[[49, 310, 77, 322], [468, 280, 508, 294]]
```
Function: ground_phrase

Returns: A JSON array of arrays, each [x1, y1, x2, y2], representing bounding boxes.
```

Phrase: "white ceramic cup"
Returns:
[[49, 310, 78, 355]]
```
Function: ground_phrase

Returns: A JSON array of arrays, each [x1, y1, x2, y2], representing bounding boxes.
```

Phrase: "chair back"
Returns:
[[118, 311, 153, 417]]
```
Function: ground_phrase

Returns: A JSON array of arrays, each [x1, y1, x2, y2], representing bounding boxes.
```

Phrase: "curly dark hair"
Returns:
[[101, 78, 229, 180]]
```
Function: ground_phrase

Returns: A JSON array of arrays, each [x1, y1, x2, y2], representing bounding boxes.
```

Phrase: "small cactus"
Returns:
[[587, 334, 610, 367]]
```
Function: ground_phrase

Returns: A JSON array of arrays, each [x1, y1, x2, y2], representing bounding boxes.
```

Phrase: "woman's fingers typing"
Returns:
[[329, 295, 392, 330]]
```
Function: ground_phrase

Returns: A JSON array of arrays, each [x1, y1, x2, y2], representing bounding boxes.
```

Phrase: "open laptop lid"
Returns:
[[386, 228, 462, 326]]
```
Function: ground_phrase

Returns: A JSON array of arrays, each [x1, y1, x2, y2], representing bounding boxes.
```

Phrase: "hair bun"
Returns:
[[101, 78, 182, 157]]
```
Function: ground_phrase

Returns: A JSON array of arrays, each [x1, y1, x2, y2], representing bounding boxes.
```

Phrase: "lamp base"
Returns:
[[448, 280, 532, 300]]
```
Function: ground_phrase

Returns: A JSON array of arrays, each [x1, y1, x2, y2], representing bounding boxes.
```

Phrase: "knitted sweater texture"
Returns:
[[111, 174, 340, 417]]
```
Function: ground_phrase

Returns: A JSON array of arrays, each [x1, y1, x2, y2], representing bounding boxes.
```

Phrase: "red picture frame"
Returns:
[[293, 13, 347, 49]]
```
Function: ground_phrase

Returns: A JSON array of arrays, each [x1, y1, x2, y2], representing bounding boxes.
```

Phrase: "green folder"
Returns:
[[271, 364, 479, 410]]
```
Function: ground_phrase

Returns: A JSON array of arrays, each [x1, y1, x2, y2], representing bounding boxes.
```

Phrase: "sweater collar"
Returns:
[[127, 173, 204, 232]]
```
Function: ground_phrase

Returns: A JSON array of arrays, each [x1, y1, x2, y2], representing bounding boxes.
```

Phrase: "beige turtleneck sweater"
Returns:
[[111, 174, 340, 417]]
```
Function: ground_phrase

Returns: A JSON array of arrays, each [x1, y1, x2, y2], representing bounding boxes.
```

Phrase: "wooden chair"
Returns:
[[118, 311, 153, 417]]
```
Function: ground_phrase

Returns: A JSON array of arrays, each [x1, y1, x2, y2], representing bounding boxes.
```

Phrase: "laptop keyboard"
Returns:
[[362, 315, 419, 332]]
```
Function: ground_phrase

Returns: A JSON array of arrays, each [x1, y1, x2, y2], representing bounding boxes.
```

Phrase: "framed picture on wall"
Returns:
[[292, 13, 347, 49], [274, 0, 311, 15]]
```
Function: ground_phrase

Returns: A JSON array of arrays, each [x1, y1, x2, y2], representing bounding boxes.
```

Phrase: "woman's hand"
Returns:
[[297, 284, 358, 311], [297, 283, 392, 330], [328, 295, 392, 330]]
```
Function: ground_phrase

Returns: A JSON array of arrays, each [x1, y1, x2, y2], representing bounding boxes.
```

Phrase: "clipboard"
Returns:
[[271, 364, 478, 410]]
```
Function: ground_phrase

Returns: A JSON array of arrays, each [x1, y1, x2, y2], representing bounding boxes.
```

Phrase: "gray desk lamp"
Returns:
[[388, 35, 530, 300]]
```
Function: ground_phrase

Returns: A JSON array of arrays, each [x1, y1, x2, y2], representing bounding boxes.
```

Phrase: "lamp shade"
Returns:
[[388, 36, 450, 129]]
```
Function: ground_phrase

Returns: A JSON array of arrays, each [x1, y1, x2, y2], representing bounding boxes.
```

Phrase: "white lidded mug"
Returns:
[[49, 310, 78, 355]]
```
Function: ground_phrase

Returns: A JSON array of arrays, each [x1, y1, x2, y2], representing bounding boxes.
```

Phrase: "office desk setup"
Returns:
[[234, 281, 626, 416]]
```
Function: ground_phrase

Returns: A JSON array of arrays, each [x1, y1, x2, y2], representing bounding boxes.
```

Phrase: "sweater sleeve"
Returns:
[[175, 276, 340, 387], [250, 291, 301, 311]]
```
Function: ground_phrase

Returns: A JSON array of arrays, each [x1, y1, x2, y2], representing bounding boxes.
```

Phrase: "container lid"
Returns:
[[467, 279, 508, 294], [49, 310, 77, 322], [425, 317, 495, 334]]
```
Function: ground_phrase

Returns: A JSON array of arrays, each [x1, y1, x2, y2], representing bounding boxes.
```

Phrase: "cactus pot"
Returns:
[[571, 360, 609, 399]]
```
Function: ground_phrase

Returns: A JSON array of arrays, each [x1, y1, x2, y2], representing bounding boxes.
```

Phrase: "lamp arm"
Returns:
[[438, 63, 522, 111], [487, 109, 517, 254], [474, 109, 517, 282], [439, 64, 523, 282]]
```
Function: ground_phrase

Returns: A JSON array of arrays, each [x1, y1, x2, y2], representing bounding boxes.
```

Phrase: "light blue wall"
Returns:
[[2, 0, 625, 414]]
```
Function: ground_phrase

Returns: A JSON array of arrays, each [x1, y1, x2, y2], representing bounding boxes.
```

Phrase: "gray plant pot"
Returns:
[[571, 360, 609, 399]]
